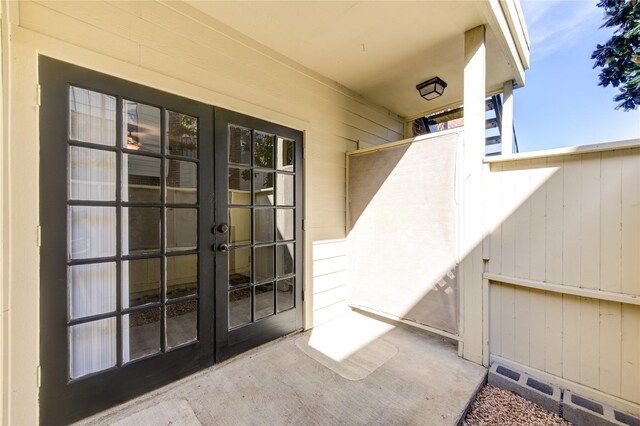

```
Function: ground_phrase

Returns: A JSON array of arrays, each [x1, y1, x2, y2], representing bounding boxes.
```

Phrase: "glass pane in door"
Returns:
[[65, 86, 203, 378], [224, 122, 299, 333]]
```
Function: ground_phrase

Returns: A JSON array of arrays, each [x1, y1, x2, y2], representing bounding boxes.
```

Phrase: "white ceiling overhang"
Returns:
[[187, 1, 528, 119]]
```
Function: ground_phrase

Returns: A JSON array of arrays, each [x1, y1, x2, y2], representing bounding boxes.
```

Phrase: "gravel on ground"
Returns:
[[463, 385, 571, 425]]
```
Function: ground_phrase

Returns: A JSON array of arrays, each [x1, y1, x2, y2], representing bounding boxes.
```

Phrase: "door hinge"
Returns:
[[302, 219, 306, 231], [36, 225, 42, 247], [37, 365, 41, 387], [302, 289, 305, 301], [36, 84, 41, 107]]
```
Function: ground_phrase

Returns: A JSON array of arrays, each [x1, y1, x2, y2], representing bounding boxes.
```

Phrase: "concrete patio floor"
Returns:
[[79, 310, 487, 426]]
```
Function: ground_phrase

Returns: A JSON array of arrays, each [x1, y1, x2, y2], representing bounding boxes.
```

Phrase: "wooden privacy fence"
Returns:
[[482, 141, 640, 416]]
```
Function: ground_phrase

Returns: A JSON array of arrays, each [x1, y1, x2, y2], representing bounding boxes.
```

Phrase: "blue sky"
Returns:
[[515, 0, 640, 152]]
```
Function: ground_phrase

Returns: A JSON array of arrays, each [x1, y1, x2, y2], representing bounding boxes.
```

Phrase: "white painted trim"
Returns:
[[500, 80, 513, 155], [346, 128, 464, 157], [482, 278, 490, 367], [483, 0, 526, 87], [498, 0, 530, 69], [349, 305, 462, 342], [490, 355, 640, 417], [485, 139, 640, 163], [485, 273, 640, 305]]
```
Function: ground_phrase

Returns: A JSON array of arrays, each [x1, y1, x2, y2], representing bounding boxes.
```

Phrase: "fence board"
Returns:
[[579, 297, 600, 388], [545, 158, 564, 283], [529, 158, 547, 282], [599, 300, 621, 397], [621, 152, 640, 296], [621, 305, 640, 402], [580, 153, 601, 290], [544, 291, 563, 376], [528, 289, 546, 371], [563, 158, 582, 287], [562, 295, 581, 382], [600, 151, 622, 293], [500, 283, 516, 360]]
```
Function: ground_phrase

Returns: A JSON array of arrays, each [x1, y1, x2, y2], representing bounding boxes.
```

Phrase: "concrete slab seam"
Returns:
[[456, 370, 488, 426]]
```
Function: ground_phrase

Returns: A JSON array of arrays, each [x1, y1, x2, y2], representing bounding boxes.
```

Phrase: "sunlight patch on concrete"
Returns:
[[295, 311, 398, 380]]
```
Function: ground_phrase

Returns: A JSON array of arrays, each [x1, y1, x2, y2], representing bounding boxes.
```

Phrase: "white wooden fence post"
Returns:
[[460, 25, 486, 365]]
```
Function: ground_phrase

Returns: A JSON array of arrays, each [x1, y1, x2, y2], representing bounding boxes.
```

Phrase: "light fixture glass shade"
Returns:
[[416, 77, 447, 101]]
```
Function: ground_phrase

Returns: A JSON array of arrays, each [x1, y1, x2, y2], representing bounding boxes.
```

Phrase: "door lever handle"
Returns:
[[218, 243, 230, 253]]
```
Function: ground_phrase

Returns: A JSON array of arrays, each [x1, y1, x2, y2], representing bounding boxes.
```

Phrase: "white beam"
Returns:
[[460, 25, 486, 365], [501, 80, 514, 155]]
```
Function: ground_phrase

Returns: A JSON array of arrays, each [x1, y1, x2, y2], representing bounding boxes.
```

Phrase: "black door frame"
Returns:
[[39, 57, 305, 424], [214, 108, 304, 361]]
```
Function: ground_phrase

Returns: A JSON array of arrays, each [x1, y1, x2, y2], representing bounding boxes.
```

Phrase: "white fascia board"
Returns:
[[483, 0, 527, 87], [499, 0, 531, 70]]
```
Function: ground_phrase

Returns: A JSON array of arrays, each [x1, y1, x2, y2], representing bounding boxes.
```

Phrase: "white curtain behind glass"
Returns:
[[68, 86, 118, 378]]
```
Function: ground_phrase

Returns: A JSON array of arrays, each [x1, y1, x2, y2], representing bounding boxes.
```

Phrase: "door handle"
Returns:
[[217, 223, 229, 233], [218, 243, 230, 253]]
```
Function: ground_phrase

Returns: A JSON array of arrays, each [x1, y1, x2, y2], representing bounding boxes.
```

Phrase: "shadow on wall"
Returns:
[[347, 131, 460, 335]]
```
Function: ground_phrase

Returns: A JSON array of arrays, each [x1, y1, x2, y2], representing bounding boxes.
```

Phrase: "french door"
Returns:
[[39, 57, 303, 425], [214, 109, 304, 360]]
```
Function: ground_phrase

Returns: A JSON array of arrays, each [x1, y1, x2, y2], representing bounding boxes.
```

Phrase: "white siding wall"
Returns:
[[312, 240, 349, 326], [3, 1, 403, 423], [484, 147, 640, 414]]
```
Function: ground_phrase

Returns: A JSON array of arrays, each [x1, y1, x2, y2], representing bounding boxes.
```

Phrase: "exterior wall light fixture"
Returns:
[[416, 77, 447, 101]]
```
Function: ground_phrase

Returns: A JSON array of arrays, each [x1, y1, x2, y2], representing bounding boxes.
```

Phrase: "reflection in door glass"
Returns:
[[166, 300, 198, 348], [229, 125, 251, 165], [124, 101, 161, 153], [166, 111, 198, 158], [123, 258, 161, 308], [228, 167, 251, 205], [229, 288, 251, 328], [254, 132, 274, 168], [253, 172, 274, 205], [255, 246, 274, 283], [166, 160, 197, 204], [229, 208, 251, 245], [276, 173, 294, 206], [255, 209, 274, 243], [276, 243, 294, 277], [229, 248, 251, 286], [276, 209, 294, 241], [124, 308, 161, 361], [166, 208, 197, 251], [277, 137, 294, 171], [123, 207, 161, 255], [255, 283, 274, 320], [123, 154, 161, 203], [166, 254, 198, 299], [277, 278, 295, 313]]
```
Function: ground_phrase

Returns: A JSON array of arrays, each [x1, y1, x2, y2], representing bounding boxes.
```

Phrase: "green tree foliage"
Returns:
[[591, 0, 640, 110]]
